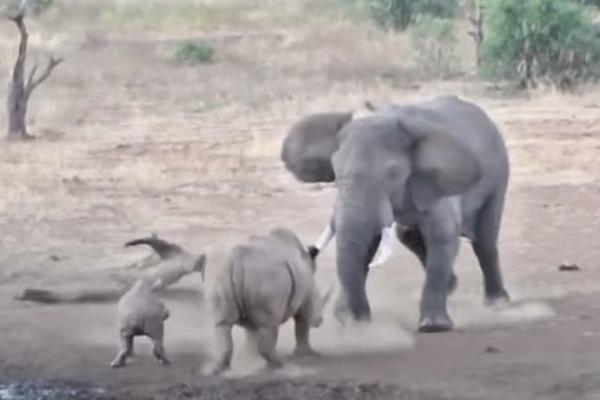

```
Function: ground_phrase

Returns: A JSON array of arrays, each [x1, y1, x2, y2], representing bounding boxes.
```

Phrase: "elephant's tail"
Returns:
[[125, 236, 184, 259]]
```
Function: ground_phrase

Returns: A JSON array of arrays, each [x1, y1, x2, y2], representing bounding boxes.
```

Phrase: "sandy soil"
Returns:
[[1, 4, 600, 398]]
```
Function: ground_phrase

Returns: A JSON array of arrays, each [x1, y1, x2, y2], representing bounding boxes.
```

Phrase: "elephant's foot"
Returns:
[[209, 362, 230, 376], [293, 345, 321, 358], [265, 358, 284, 370], [109, 358, 126, 368], [418, 313, 453, 333], [484, 289, 510, 307]]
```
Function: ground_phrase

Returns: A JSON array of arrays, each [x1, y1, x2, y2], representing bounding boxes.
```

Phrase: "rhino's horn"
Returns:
[[125, 236, 184, 259]]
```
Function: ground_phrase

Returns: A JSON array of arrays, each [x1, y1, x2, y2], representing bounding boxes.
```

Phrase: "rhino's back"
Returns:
[[117, 287, 166, 329], [229, 239, 310, 326]]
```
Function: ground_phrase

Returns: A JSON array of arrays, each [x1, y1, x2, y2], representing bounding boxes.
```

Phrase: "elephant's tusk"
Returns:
[[314, 222, 334, 252], [369, 224, 396, 269]]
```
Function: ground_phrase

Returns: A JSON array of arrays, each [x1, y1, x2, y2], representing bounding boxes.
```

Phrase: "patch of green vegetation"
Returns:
[[173, 40, 216, 64], [96, 1, 253, 32], [338, 0, 458, 30], [0, 0, 54, 16], [482, 0, 600, 89], [410, 16, 462, 78], [94, 0, 329, 32]]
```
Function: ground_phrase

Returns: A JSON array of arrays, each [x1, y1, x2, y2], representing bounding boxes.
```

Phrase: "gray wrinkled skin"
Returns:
[[110, 279, 171, 368], [210, 228, 330, 375], [114, 236, 207, 290], [281, 95, 510, 333]]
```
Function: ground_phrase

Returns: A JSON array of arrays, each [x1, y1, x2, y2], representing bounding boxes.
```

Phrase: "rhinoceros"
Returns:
[[210, 227, 332, 374]]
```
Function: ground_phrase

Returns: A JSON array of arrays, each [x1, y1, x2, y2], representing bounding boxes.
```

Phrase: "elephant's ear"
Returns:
[[402, 118, 482, 211], [281, 111, 353, 182]]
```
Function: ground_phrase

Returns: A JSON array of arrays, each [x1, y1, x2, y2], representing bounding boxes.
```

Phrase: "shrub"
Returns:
[[410, 16, 461, 78], [29, 0, 53, 15], [481, 0, 600, 89], [173, 41, 216, 64], [342, 0, 457, 30], [0, 0, 54, 16]]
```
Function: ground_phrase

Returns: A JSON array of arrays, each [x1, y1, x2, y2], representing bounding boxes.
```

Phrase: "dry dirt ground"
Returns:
[[1, 2, 600, 399]]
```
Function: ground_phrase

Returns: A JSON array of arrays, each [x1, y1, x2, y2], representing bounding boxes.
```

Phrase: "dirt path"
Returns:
[[0, 88, 599, 399]]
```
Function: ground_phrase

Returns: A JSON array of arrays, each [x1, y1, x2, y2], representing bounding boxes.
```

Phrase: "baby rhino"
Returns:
[[211, 227, 332, 374], [110, 279, 170, 368]]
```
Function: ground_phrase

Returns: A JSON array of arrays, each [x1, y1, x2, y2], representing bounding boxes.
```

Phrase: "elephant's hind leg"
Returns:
[[396, 225, 457, 294], [471, 194, 510, 305]]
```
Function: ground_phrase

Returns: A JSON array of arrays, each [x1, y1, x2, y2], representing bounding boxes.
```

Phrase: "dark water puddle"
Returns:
[[155, 380, 464, 400], [0, 381, 108, 400]]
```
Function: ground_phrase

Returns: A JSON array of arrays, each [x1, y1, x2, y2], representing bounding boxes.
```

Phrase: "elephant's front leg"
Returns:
[[418, 209, 461, 333], [396, 225, 458, 295]]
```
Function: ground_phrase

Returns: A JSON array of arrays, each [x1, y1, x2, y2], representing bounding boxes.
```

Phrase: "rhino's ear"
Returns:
[[400, 117, 482, 211], [281, 111, 353, 183]]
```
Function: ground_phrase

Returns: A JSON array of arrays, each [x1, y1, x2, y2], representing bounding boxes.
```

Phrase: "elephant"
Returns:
[[281, 95, 510, 332]]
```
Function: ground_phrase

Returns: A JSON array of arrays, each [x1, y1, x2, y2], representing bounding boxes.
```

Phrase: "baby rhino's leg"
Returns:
[[148, 321, 170, 365], [110, 330, 134, 368], [256, 326, 283, 369]]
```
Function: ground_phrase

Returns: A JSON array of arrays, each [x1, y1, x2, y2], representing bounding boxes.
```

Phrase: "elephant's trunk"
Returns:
[[335, 187, 385, 322]]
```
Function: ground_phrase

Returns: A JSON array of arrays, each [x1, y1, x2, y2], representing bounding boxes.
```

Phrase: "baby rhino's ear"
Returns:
[[307, 246, 319, 260]]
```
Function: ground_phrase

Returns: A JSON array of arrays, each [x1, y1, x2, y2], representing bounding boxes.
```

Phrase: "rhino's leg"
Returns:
[[110, 331, 134, 368], [293, 314, 319, 357], [211, 324, 233, 375], [256, 326, 283, 369]]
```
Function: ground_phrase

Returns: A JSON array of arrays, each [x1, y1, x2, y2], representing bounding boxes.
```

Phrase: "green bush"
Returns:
[[29, 0, 53, 15], [0, 0, 54, 16], [342, 0, 457, 30], [173, 41, 216, 64], [481, 0, 600, 89], [410, 16, 461, 77], [575, 0, 600, 7]]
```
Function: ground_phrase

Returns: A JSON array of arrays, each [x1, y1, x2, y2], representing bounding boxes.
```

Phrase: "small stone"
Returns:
[[485, 346, 500, 353], [558, 263, 581, 272], [49, 255, 60, 262]]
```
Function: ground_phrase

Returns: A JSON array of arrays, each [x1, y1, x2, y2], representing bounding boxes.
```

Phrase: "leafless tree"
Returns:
[[467, 0, 484, 68], [4, 0, 63, 140]]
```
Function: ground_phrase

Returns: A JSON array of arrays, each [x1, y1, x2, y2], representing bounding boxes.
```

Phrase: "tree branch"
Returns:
[[25, 56, 64, 98], [26, 63, 38, 86]]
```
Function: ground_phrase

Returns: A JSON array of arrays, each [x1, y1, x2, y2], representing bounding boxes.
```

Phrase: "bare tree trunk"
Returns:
[[7, 13, 30, 139], [468, 1, 484, 68], [5, 1, 63, 140]]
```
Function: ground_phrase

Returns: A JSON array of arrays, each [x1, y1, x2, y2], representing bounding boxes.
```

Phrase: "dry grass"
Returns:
[[0, 0, 598, 253]]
